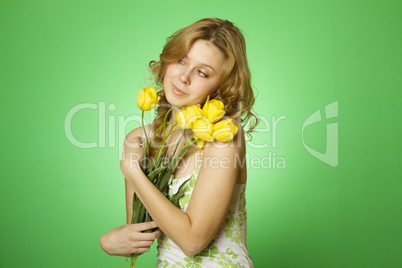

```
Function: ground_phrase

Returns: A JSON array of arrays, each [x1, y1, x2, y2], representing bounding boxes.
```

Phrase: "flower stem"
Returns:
[[151, 123, 180, 171], [147, 121, 175, 156], [130, 254, 138, 268], [141, 111, 149, 146], [141, 111, 149, 169]]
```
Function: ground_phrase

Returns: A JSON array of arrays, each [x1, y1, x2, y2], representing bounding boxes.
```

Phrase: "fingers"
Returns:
[[127, 222, 161, 243], [124, 246, 151, 256], [124, 136, 143, 148], [134, 247, 151, 254], [134, 240, 155, 248], [128, 235, 157, 254], [153, 228, 162, 238], [138, 231, 160, 241], [133, 221, 158, 232]]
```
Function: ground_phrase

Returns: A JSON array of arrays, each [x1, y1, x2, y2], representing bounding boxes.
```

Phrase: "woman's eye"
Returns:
[[178, 59, 184, 64], [197, 70, 208, 78]]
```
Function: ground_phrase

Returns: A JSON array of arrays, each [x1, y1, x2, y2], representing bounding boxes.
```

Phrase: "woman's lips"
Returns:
[[172, 84, 187, 96]]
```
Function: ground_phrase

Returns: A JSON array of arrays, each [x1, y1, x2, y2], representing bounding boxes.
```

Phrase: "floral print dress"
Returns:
[[156, 167, 254, 268]]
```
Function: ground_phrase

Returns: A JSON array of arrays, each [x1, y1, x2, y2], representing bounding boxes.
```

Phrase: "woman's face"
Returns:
[[163, 39, 225, 107]]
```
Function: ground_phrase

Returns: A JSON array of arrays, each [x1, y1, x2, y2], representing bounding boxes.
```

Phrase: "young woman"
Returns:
[[100, 18, 258, 267]]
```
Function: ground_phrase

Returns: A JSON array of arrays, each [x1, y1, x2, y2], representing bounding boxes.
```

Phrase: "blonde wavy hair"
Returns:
[[149, 18, 259, 143]]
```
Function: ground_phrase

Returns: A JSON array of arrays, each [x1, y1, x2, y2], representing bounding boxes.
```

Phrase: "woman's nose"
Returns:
[[179, 69, 191, 85]]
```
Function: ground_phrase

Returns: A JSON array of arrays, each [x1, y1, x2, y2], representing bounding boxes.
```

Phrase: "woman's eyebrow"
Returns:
[[185, 55, 217, 73], [201, 64, 216, 73]]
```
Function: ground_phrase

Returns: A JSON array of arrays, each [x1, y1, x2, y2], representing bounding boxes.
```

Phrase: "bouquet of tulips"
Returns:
[[129, 87, 238, 267]]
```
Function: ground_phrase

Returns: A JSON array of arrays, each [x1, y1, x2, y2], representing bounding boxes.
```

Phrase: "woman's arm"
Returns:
[[125, 179, 134, 224], [99, 179, 161, 257], [99, 126, 161, 257], [121, 125, 245, 257]]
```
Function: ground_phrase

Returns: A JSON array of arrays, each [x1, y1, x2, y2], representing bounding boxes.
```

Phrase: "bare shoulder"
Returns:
[[202, 119, 246, 168], [125, 124, 153, 141]]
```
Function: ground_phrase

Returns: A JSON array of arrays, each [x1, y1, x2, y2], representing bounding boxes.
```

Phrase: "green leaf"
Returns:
[[132, 197, 142, 224], [147, 165, 166, 181], [190, 178, 195, 188], [225, 229, 234, 238], [195, 257, 203, 263], [225, 215, 235, 228], [199, 250, 209, 257], [169, 177, 192, 208], [211, 246, 219, 255], [158, 169, 173, 192], [171, 133, 184, 158], [138, 203, 146, 223], [179, 194, 190, 208]]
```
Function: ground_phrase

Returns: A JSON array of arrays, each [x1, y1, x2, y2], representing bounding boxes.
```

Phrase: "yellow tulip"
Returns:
[[191, 117, 214, 142], [176, 105, 204, 129], [175, 108, 189, 129], [185, 105, 204, 126], [203, 96, 226, 123], [212, 119, 238, 142], [137, 87, 160, 111]]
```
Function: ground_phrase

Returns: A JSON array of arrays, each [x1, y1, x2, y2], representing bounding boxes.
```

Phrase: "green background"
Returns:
[[1, 0, 400, 267]]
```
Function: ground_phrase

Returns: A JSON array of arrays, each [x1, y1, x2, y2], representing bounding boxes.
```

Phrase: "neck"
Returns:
[[169, 107, 180, 122]]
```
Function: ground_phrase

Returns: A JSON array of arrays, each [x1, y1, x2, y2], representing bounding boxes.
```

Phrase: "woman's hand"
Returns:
[[120, 136, 144, 180], [99, 222, 161, 257]]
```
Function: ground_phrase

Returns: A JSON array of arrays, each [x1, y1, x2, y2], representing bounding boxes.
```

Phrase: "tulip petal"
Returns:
[[208, 110, 226, 123], [194, 131, 214, 142], [195, 139, 206, 151], [202, 95, 210, 114], [192, 117, 214, 142], [212, 119, 238, 142], [203, 98, 226, 123], [185, 105, 204, 124], [136, 87, 159, 111], [176, 109, 189, 129]]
